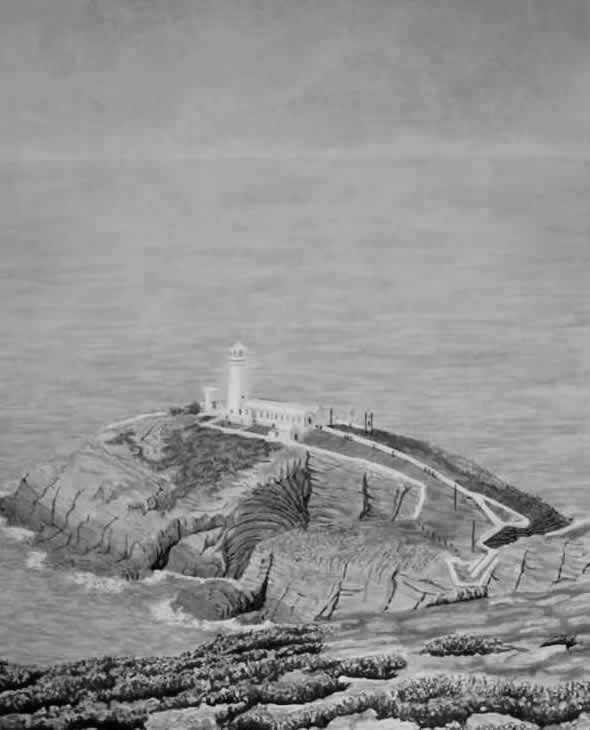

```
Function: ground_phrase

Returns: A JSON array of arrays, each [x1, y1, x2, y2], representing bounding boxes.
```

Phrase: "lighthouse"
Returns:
[[226, 342, 248, 417]]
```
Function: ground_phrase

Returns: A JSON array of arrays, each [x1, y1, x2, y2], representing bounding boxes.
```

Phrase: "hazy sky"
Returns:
[[1, 0, 589, 160]]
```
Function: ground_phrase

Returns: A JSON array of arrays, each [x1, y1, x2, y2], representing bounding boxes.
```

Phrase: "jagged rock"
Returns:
[[167, 531, 226, 577], [245, 521, 458, 622], [172, 579, 263, 620], [0, 416, 281, 578], [490, 534, 590, 597]]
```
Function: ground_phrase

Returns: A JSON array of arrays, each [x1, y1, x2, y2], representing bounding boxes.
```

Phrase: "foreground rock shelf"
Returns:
[[1, 625, 590, 730]]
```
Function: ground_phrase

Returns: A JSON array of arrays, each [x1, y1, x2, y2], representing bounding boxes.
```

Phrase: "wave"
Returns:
[[65, 568, 171, 593], [150, 597, 275, 634], [161, 569, 242, 587], [25, 550, 47, 570], [65, 571, 132, 593]]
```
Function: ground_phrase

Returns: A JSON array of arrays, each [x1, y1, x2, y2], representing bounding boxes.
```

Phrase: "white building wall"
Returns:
[[202, 386, 219, 412]]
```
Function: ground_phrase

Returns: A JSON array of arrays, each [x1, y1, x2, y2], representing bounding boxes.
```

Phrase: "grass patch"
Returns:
[[107, 424, 282, 505], [160, 426, 282, 501], [331, 425, 570, 546]]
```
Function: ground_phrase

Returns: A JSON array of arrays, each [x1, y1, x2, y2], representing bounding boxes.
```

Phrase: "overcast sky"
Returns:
[[1, 0, 589, 160]]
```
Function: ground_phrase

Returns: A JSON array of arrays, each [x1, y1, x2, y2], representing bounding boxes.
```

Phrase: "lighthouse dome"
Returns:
[[230, 341, 247, 359]]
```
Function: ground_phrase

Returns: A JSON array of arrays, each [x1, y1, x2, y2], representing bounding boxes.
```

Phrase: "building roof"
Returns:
[[245, 397, 319, 413]]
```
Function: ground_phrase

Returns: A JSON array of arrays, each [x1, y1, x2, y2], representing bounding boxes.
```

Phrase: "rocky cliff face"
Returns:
[[490, 532, 590, 595], [0, 414, 283, 578], [1, 411, 588, 623]]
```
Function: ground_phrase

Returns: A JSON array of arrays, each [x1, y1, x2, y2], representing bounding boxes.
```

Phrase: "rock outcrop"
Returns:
[[2, 625, 590, 730], [1, 411, 588, 623], [0, 414, 285, 581], [488, 533, 590, 596]]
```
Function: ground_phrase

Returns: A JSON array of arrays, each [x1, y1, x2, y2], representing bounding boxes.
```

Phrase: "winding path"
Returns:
[[322, 425, 530, 586], [193, 415, 531, 590]]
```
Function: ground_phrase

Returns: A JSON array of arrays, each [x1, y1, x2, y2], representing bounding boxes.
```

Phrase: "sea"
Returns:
[[0, 152, 588, 665]]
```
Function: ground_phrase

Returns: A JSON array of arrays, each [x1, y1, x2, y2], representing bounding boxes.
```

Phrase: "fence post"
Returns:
[[454, 485, 457, 511], [471, 520, 476, 552]]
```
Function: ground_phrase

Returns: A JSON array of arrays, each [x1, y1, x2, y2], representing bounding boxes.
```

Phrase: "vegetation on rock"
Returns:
[[331, 425, 570, 545], [2, 624, 590, 729], [420, 633, 510, 657]]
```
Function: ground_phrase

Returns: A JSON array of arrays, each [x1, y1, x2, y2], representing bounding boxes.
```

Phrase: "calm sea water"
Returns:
[[0, 154, 588, 664]]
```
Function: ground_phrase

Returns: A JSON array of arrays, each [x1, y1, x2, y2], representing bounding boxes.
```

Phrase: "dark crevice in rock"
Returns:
[[359, 473, 373, 520], [382, 566, 400, 612], [48, 482, 63, 529], [62, 489, 82, 532], [391, 485, 410, 522], [35, 526, 64, 545], [221, 457, 314, 580], [413, 591, 427, 611], [553, 541, 569, 584], [514, 549, 528, 591], [315, 561, 349, 621]]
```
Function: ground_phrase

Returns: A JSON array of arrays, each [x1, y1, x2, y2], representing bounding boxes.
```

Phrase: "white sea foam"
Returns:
[[150, 597, 274, 634], [0, 518, 35, 543], [66, 571, 131, 593], [141, 570, 170, 585], [66, 568, 171, 593], [25, 550, 47, 570], [161, 569, 242, 587]]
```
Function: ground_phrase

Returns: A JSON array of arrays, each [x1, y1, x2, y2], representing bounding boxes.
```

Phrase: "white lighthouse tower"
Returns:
[[226, 341, 248, 418]]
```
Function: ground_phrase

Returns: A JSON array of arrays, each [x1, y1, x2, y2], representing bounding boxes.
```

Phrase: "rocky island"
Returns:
[[1, 344, 590, 728]]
